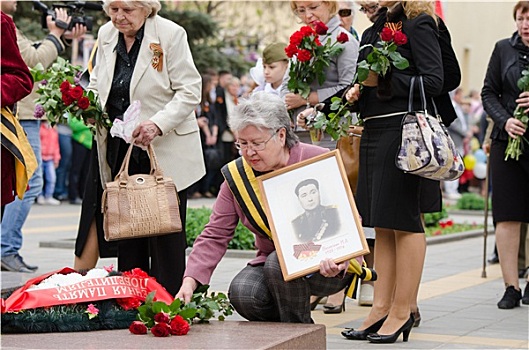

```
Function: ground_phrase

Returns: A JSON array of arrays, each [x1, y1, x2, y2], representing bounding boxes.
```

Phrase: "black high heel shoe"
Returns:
[[367, 315, 414, 344], [323, 294, 346, 314], [341, 315, 388, 340]]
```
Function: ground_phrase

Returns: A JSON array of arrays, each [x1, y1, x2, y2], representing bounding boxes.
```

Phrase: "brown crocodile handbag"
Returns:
[[102, 144, 182, 241]]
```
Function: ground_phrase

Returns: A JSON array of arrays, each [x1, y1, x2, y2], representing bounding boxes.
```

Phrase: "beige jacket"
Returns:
[[90, 16, 205, 191], [16, 29, 65, 120]]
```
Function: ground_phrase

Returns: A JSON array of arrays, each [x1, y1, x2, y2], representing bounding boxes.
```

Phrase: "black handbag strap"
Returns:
[[408, 76, 439, 116]]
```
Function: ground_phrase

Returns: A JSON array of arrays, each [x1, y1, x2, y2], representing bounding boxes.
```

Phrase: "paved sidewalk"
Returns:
[[1, 200, 528, 349]]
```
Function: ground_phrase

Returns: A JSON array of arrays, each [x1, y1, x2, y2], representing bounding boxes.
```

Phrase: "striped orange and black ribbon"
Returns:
[[221, 157, 272, 241], [0, 107, 37, 199]]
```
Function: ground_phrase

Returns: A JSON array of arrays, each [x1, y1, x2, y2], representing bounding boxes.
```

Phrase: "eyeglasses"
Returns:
[[338, 9, 352, 17], [235, 130, 279, 151], [359, 4, 379, 14], [294, 2, 322, 17]]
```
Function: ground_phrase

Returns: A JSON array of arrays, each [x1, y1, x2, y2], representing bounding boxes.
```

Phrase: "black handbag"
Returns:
[[395, 76, 465, 181]]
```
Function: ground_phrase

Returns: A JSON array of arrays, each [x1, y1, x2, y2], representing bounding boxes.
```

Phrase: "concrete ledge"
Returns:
[[0, 321, 326, 349]]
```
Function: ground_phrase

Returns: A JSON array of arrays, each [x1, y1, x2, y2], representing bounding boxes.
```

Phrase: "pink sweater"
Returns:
[[184, 142, 329, 285], [39, 123, 60, 163]]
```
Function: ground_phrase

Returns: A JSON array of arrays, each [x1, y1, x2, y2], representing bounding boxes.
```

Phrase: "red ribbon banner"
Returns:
[[1, 267, 174, 313]]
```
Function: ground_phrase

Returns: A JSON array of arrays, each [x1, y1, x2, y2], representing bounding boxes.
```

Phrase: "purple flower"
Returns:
[[34, 104, 45, 119], [40, 79, 48, 86]]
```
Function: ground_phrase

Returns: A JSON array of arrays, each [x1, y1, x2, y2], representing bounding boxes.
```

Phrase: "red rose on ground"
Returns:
[[129, 321, 148, 335], [285, 44, 298, 58], [313, 21, 328, 35], [297, 49, 311, 62], [393, 30, 408, 45], [154, 312, 171, 324], [77, 96, 90, 110], [116, 297, 142, 310], [70, 86, 83, 100], [289, 31, 304, 46], [170, 315, 190, 336], [60, 81, 71, 93], [151, 322, 171, 337], [62, 92, 74, 106], [336, 32, 349, 44], [299, 25, 315, 37], [380, 27, 394, 42]]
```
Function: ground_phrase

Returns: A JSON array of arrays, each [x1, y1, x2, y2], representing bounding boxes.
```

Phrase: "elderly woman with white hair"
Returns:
[[74, 0, 204, 296], [176, 92, 360, 323]]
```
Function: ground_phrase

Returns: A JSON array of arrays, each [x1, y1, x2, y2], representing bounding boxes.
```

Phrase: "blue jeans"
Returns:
[[54, 132, 72, 199], [41, 160, 57, 198], [1, 120, 43, 257]]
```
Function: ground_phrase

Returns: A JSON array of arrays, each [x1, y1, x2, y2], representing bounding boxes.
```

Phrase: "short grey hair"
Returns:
[[103, 0, 161, 17], [229, 92, 299, 149]]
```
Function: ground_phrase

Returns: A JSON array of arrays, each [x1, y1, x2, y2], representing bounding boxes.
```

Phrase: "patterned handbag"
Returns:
[[102, 144, 182, 241], [395, 76, 465, 181]]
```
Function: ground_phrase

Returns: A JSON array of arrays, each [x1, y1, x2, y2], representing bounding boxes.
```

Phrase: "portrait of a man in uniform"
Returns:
[[291, 178, 341, 243]]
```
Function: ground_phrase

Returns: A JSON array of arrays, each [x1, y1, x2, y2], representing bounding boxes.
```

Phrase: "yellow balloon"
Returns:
[[463, 154, 477, 170], [470, 137, 480, 152]]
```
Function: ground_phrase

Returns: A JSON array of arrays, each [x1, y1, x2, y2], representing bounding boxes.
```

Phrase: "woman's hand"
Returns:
[[296, 108, 314, 130], [63, 23, 87, 40], [319, 258, 348, 278], [345, 84, 360, 104], [132, 120, 162, 147], [516, 91, 529, 114], [285, 93, 307, 110], [505, 117, 527, 139], [175, 277, 198, 303]]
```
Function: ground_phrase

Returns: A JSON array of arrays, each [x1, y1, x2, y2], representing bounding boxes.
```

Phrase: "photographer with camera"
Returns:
[[0, 0, 86, 273]]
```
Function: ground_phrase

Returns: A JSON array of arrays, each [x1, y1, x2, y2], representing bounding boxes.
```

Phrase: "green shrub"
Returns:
[[456, 193, 490, 210], [423, 206, 448, 227], [186, 207, 255, 250]]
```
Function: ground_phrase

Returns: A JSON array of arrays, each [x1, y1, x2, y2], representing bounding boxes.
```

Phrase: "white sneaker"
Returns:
[[36, 196, 46, 205], [37, 196, 60, 206], [358, 283, 374, 306]]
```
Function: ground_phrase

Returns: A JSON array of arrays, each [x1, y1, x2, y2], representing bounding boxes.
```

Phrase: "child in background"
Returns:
[[37, 121, 61, 205], [252, 42, 290, 98]]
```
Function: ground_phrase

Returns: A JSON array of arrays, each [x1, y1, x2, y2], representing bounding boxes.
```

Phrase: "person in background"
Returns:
[[356, 0, 381, 22], [53, 123, 72, 202], [1, 0, 85, 273], [343, 1, 444, 343], [74, 0, 204, 296], [189, 73, 219, 199], [481, 0, 529, 309], [252, 42, 290, 98], [37, 121, 61, 206], [0, 10, 34, 220], [338, 0, 359, 41], [176, 92, 353, 323], [68, 117, 92, 205], [286, 1, 358, 120]]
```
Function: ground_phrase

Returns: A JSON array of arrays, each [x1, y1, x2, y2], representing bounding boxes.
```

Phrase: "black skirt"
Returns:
[[356, 114, 433, 233], [490, 139, 529, 223]]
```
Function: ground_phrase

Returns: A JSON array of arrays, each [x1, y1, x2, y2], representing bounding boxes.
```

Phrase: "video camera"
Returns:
[[33, 1, 103, 32]]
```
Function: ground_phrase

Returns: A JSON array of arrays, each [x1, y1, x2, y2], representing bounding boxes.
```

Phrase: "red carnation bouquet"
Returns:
[[31, 57, 111, 131], [357, 26, 409, 84], [285, 21, 349, 99]]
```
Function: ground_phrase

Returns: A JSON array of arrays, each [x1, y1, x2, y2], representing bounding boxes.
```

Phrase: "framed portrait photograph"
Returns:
[[257, 150, 369, 281]]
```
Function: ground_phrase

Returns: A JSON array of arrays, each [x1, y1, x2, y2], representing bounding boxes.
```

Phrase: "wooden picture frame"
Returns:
[[257, 150, 368, 281]]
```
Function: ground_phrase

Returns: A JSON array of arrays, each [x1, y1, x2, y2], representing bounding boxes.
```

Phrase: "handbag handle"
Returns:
[[116, 143, 164, 184], [408, 76, 440, 117]]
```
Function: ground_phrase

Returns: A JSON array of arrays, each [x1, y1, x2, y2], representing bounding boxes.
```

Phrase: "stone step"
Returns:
[[1, 321, 326, 349]]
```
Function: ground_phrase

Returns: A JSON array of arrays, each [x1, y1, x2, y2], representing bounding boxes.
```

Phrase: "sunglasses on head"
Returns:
[[338, 8, 352, 17]]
